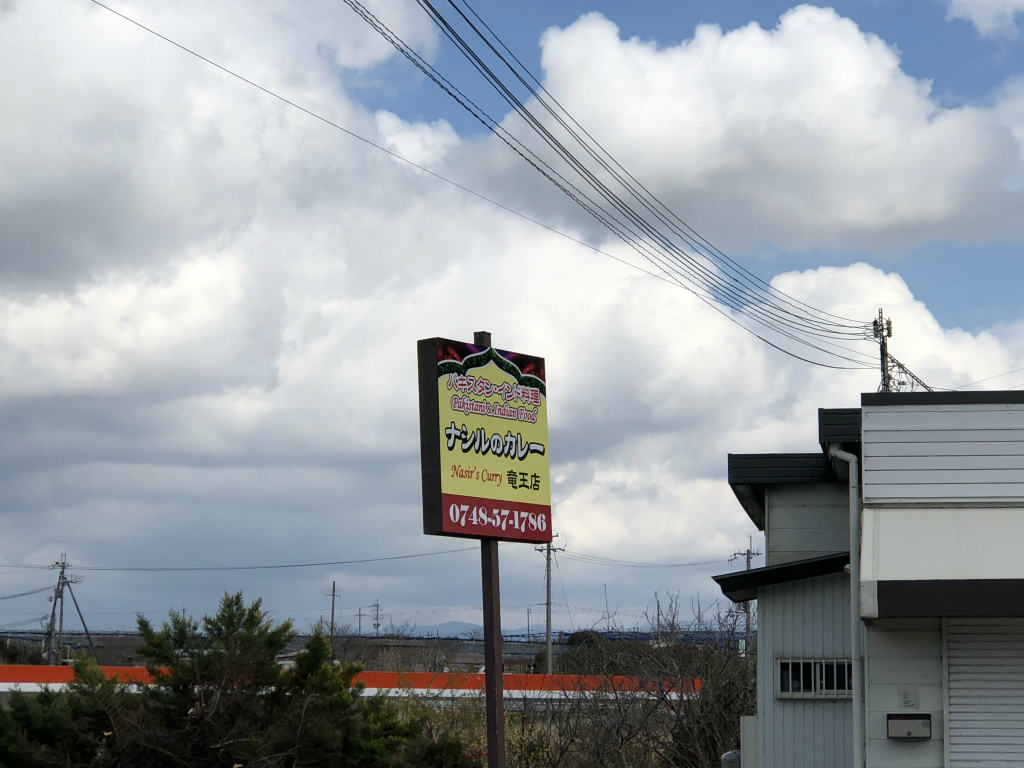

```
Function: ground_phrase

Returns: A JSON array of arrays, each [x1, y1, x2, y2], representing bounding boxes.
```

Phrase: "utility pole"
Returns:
[[57, 568, 65, 657], [655, 595, 662, 645], [45, 555, 94, 664], [535, 533, 563, 674], [603, 583, 611, 632], [873, 308, 893, 392], [357, 606, 364, 637], [730, 537, 761, 654], [873, 308, 933, 393], [526, 606, 531, 642], [329, 581, 337, 653], [372, 600, 381, 637], [45, 574, 59, 663]]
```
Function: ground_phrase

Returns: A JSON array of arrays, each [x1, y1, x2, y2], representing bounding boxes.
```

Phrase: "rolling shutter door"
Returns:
[[948, 620, 1024, 766]]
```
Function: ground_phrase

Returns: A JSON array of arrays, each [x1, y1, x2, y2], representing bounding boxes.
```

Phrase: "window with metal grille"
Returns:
[[777, 658, 852, 698]]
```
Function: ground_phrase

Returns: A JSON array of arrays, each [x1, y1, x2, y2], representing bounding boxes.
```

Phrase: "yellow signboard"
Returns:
[[418, 337, 551, 542]]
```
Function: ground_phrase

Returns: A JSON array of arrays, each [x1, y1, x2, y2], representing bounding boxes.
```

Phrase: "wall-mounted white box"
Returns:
[[886, 714, 931, 739]]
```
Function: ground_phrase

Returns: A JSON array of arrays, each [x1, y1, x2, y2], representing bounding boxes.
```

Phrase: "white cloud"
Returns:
[[0, 0, 436, 289], [2, 0, 1024, 631], [376, 111, 460, 166], [453, 5, 1023, 251], [995, 76, 1024, 190], [947, 0, 1024, 37], [0, 254, 253, 398]]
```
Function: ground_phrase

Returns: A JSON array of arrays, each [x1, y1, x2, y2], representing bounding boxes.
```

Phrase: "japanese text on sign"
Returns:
[[418, 338, 551, 543]]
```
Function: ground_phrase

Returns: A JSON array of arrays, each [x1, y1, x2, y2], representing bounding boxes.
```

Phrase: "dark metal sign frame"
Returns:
[[417, 335, 551, 544]]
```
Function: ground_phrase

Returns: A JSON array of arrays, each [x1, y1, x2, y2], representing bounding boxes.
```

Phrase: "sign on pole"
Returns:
[[417, 337, 552, 543]]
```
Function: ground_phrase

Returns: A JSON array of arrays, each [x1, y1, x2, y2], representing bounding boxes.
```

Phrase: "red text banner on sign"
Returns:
[[440, 493, 551, 541]]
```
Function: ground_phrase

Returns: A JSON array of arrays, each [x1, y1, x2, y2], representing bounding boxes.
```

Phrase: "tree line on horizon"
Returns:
[[0, 592, 754, 768]]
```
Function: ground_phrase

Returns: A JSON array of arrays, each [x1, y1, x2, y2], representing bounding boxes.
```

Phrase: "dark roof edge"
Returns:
[[727, 453, 835, 484], [862, 391, 1024, 406], [712, 552, 850, 602], [727, 453, 838, 530], [729, 451, 827, 462], [818, 407, 861, 447], [730, 483, 765, 531]]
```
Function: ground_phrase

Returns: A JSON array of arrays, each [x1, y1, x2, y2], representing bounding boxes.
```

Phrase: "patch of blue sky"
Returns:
[[735, 240, 1024, 333], [348, 2, 1023, 135], [340, 2, 1024, 333]]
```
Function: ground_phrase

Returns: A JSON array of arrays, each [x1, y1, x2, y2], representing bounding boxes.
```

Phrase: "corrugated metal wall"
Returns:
[[757, 573, 852, 768], [862, 403, 1024, 504], [947, 619, 1024, 766]]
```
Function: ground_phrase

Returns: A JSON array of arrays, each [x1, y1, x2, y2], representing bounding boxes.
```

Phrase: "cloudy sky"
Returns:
[[2, 0, 1023, 637]]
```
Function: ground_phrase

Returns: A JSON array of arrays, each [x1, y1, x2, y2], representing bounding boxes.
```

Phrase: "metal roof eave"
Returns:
[[712, 552, 850, 603], [727, 453, 838, 529]]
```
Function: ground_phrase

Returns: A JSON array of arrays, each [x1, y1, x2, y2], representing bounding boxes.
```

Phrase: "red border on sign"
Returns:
[[440, 493, 552, 542]]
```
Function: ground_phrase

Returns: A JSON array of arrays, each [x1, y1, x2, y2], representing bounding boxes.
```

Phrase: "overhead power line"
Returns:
[[81, 1, 712, 299], [344, 0, 880, 370], [560, 550, 725, 569], [89, 0, 878, 371], [0, 615, 50, 631], [0, 563, 52, 571], [0, 585, 57, 601], [953, 365, 1024, 391], [0, 548, 477, 573]]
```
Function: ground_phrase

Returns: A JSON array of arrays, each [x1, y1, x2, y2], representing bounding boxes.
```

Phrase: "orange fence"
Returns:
[[0, 665, 152, 686], [0, 665, 700, 696]]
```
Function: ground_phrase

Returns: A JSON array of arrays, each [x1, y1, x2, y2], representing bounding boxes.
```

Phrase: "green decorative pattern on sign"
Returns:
[[437, 347, 546, 396]]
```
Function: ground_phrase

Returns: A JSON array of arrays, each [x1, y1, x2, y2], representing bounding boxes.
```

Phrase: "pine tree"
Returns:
[[0, 592, 478, 768]]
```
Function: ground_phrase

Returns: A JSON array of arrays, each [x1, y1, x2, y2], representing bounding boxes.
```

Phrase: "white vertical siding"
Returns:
[[864, 619, 944, 767], [757, 573, 852, 768], [862, 403, 1024, 504], [765, 485, 848, 566]]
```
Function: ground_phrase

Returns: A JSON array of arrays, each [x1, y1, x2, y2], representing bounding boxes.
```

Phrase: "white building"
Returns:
[[715, 391, 1024, 768]]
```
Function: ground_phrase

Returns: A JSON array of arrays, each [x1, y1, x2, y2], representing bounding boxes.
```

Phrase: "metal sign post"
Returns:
[[474, 329, 506, 768], [417, 328, 553, 768], [481, 538, 505, 768]]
